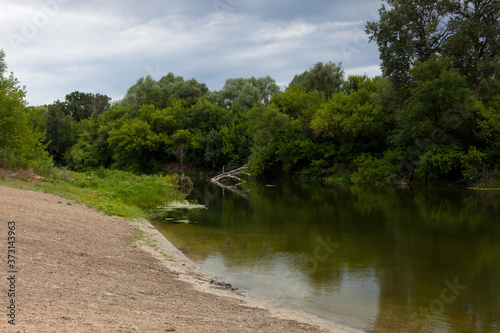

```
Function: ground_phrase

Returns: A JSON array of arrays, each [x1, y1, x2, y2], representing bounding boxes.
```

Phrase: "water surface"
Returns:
[[151, 181, 500, 332]]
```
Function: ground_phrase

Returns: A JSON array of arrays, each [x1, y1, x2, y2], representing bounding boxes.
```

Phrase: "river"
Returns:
[[150, 180, 500, 332]]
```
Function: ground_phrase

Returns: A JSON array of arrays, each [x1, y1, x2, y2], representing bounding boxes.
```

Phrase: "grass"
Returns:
[[127, 229, 145, 245], [0, 167, 185, 219], [126, 229, 164, 252]]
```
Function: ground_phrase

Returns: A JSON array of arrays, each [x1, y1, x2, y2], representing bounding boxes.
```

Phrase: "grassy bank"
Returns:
[[0, 167, 185, 219]]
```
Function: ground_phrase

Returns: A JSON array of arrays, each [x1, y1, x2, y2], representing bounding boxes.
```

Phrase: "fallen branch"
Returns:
[[209, 164, 251, 199], [210, 164, 251, 187]]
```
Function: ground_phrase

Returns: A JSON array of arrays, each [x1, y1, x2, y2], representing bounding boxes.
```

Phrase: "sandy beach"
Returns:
[[0, 186, 361, 332]]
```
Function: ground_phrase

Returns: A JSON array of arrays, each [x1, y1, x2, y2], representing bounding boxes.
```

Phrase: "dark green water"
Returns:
[[150, 181, 500, 332]]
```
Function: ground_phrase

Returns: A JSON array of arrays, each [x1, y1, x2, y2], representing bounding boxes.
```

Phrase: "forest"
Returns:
[[1, 0, 499, 187]]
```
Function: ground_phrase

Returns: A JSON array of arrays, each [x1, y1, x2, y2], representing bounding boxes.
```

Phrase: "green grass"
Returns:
[[0, 167, 185, 219], [127, 229, 145, 244]]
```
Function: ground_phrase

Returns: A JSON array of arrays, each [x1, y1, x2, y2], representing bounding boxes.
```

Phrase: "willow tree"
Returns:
[[211, 76, 280, 109]]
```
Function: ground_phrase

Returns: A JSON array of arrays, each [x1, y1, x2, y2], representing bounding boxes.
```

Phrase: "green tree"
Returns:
[[69, 116, 112, 171], [366, 0, 453, 89], [248, 76, 281, 106], [44, 91, 111, 165], [443, 0, 500, 91], [171, 129, 193, 173], [159, 73, 209, 105], [64, 91, 97, 122], [270, 85, 326, 173], [122, 74, 209, 110], [107, 118, 166, 173], [161, 100, 191, 134], [211, 76, 280, 109], [244, 104, 291, 176], [275, 127, 317, 175], [290, 62, 344, 98], [45, 101, 75, 165], [200, 130, 226, 170], [342, 74, 370, 94], [311, 77, 390, 162], [271, 85, 324, 125], [0, 73, 52, 172], [91, 93, 112, 116], [68, 104, 140, 171], [189, 98, 231, 132], [121, 76, 164, 109], [26, 106, 47, 132], [393, 55, 480, 147], [367, 0, 500, 93]]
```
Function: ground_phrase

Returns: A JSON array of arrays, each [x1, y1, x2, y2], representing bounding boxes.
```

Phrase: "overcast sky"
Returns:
[[1, 0, 382, 106]]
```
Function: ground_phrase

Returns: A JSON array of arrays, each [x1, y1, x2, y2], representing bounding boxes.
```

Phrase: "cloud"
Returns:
[[0, 0, 382, 105], [252, 21, 317, 42]]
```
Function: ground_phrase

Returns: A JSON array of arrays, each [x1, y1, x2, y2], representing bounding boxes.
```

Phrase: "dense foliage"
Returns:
[[42, 61, 498, 186], [0, 51, 52, 173], [0, 0, 499, 187]]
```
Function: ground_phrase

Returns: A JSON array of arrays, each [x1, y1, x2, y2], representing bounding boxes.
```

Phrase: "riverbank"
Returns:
[[0, 186, 361, 332]]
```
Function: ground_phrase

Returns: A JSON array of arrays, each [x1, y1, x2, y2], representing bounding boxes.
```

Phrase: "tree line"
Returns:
[[1, 0, 499, 186]]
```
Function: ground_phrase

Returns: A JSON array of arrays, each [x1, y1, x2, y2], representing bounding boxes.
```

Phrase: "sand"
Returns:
[[0, 186, 362, 332]]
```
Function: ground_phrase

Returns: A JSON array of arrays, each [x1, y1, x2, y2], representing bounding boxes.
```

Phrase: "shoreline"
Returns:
[[130, 218, 363, 333], [0, 185, 362, 332]]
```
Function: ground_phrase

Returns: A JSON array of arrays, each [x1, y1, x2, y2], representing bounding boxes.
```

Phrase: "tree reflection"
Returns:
[[152, 181, 500, 331]]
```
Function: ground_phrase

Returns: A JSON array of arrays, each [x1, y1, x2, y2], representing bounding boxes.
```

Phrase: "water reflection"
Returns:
[[151, 181, 500, 332]]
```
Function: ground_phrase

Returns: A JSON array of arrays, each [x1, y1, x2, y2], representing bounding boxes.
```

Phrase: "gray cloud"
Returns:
[[1, 0, 382, 105]]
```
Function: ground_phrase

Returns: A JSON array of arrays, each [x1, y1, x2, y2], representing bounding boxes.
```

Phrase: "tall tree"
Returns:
[[443, 0, 500, 91], [367, 0, 500, 93], [366, 0, 453, 89], [64, 91, 95, 122], [290, 62, 344, 98], [63, 91, 111, 121], [44, 92, 111, 165]]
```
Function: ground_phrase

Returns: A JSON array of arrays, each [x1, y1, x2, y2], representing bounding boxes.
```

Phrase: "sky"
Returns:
[[1, 0, 383, 106]]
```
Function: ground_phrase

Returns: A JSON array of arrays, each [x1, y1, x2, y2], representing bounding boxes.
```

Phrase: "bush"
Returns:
[[414, 145, 486, 183], [461, 147, 486, 182], [352, 149, 404, 184]]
